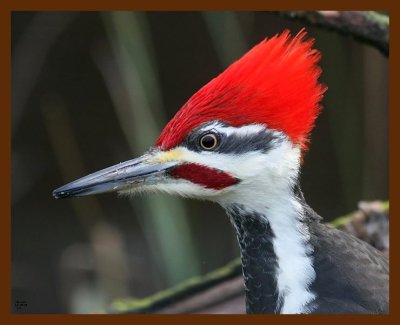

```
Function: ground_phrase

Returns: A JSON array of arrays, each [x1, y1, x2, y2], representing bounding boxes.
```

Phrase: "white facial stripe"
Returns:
[[172, 138, 299, 184], [199, 122, 272, 137], [119, 180, 222, 199]]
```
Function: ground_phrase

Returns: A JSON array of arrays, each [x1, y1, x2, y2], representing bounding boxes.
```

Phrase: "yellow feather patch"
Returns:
[[150, 148, 185, 163]]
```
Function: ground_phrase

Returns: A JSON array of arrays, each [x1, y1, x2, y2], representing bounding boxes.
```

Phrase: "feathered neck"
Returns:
[[225, 184, 318, 314]]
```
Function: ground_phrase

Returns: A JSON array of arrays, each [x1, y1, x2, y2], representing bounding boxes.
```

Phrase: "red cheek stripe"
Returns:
[[169, 163, 238, 190]]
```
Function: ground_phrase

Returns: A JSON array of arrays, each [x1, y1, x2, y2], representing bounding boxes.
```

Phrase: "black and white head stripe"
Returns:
[[182, 122, 285, 154]]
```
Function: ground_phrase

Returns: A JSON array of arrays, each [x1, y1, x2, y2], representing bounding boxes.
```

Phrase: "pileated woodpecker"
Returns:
[[53, 30, 388, 314]]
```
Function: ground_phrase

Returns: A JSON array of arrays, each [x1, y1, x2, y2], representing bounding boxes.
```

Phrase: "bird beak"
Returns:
[[52, 151, 178, 199]]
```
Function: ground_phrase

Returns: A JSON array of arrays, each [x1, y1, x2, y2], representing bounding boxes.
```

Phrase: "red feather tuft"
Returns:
[[156, 29, 327, 152]]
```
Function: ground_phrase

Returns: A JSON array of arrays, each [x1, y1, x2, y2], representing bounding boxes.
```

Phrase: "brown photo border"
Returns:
[[1, 1, 398, 324]]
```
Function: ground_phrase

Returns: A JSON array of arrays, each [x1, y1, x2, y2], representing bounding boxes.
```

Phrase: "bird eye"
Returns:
[[199, 133, 219, 150]]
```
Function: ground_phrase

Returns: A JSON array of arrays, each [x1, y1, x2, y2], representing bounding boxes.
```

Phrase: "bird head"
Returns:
[[53, 30, 326, 207]]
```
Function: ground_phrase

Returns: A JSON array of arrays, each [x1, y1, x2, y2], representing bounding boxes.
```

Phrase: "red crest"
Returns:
[[156, 29, 327, 152]]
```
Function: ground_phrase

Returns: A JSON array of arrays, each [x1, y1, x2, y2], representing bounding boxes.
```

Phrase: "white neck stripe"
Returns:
[[228, 198, 316, 314], [265, 197, 316, 314]]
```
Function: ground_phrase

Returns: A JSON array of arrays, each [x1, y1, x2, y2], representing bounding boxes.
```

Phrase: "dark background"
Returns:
[[11, 11, 388, 313]]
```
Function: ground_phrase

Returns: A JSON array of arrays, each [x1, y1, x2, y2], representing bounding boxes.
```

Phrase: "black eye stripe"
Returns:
[[182, 123, 282, 154], [216, 130, 281, 154]]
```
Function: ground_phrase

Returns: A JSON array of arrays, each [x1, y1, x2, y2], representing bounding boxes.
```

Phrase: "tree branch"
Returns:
[[276, 11, 389, 56]]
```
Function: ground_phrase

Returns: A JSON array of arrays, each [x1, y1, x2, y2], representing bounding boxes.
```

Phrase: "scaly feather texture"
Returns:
[[156, 29, 327, 152]]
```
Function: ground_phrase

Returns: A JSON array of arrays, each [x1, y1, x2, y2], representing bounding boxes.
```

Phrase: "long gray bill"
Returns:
[[53, 153, 177, 199]]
